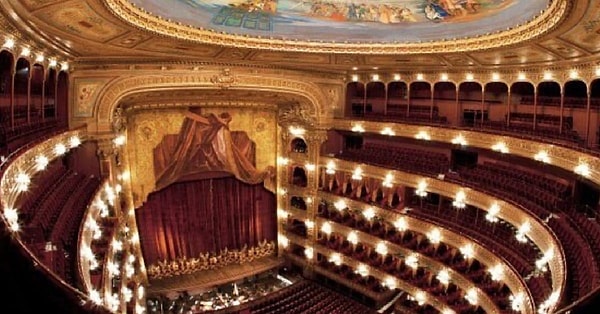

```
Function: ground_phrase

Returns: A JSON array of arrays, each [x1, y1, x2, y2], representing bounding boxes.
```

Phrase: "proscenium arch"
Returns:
[[93, 71, 330, 132]]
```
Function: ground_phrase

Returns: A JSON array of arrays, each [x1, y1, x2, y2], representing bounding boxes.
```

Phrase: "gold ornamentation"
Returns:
[[210, 68, 236, 89]]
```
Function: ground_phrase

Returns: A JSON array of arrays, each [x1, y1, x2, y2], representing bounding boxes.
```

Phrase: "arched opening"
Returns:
[[458, 82, 483, 127], [536, 81, 562, 131], [44, 68, 56, 119], [483, 82, 509, 129], [290, 137, 307, 153], [365, 81, 385, 116], [433, 81, 456, 124], [290, 196, 307, 211], [14, 58, 30, 126], [30, 64, 44, 123], [346, 82, 365, 117], [564, 80, 588, 109], [564, 80, 588, 141], [291, 166, 307, 187], [56, 71, 68, 127], [509, 82, 535, 127], [409, 81, 432, 121], [387, 81, 408, 116], [590, 79, 600, 148], [0, 50, 14, 127]]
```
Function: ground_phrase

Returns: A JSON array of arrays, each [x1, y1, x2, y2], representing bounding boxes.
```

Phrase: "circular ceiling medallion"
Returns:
[[106, 0, 566, 54]]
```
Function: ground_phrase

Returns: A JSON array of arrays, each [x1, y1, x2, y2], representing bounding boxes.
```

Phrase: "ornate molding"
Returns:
[[102, 0, 568, 55]]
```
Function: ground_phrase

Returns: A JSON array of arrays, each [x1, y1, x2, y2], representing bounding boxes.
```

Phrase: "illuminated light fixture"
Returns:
[[384, 277, 397, 290], [125, 263, 135, 278], [405, 254, 419, 269], [15, 172, 31, 192], [279, 188, 287, 196], [321, 222, 332, 235], [325, 160, 336, 174], [60, 62, 69, 71], [538, 291, 560, 314], [35, 154, 49, 171], [122, 287, 133, 302], [492, 72, 500, 81], [278, 234, 289, 248], [460, 244, 475, 259], [119, 170, 131, 181], [380, 127, 395, 136], [466, 73, 474, 81], [375, 242, 388, 255], [81, 245, 94, 262], [20, 47, 30, 56], [347, 231, 358, 245], [3, 38, 15, 48], [543, 71, 553, 80], [442, 309, 455, 314], [35, 54, 45, 63], [356, 263, 369, 277], [394, 217, 408, 232], [130, 233, 140, 245], [491, 141, 509, 153], [382, 173, 394, 188], [106, 261, 120, 276], [427, 228, 442, 244], [289, 126, 305, 136], [277, 156, 289, 165], [136, 303, 146, 314], [488, 264, 504, 281], [416, 73, 424, 81], [569, 70, 579, 79], [352, 67, 358, 71], [486, 203, 500, 223], [352, 167, 363, 180], [113, 134, 126, 146], [518, 72, 526, 80], [48, 59, 57, 67], [515, 221, 531, 243], [415, 130, 431, 141], [440, 73, 448, 81], [415, 180, 428, 197], [89, 289, 103, 305], [305, 197, 313, 204], [510, 292, 525, 312], [329, 252, 342, 266], [304, 247, 314, 259], [351, 124, 365, 133], [333, 200, 347, 211], [137, 285, 145, 299], [574, 162, 591, 177], [363, 207, 375, 221], [69, 135, 81, 148], [452, 190, 466, 209], [352, 74, 359, 82], [54, 143, 67, 156], [105, 293, 120, 312], [115, 184, 122, 193], [596, 68, 600, 77], [534, 150, 551, 163], [414, 291, 427, 306], [451, 134, 467, 146], [111, 239, 123, 251], [465, 288, 478, 305], [436, 269, 451, 286], [277, 208, 289, 219], [128, 254, 136, 264], [535, 248, 554, 271], [393, 74, 401, 81], [304, 219, 314, 229], [372, 74, 380, 81], [305, 163, 316, 171]]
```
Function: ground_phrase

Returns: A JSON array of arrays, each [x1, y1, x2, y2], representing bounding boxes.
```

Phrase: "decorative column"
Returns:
[[276, 128, 290, 257], [586, 90, 592, 145], [559, 86, 564, 134]]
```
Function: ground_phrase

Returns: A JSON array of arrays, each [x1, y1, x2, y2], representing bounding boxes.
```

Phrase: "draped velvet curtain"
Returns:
[[135, 176, 276, 266]]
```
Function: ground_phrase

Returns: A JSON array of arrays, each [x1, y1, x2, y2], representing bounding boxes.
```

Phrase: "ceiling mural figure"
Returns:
[[133, 0, 549, 42]]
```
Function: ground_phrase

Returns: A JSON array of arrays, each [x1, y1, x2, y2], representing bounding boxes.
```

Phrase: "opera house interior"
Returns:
[[4, 0, 600, 313]]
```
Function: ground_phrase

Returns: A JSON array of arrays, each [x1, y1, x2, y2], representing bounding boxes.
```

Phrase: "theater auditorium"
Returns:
[[1, 1, 600, 313]]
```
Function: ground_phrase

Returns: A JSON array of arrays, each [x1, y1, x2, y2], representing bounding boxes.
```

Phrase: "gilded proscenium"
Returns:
[[331, 117, 600, 195], [317, 159, 565, 309], [316, 219, 501, 314], [315, 193, 532, 314], [102, 0, 567, 55], [285, 232, 456, 314]]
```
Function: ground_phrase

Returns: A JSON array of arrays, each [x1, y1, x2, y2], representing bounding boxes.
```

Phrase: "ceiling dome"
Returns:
[[109, 0, 563, 54]]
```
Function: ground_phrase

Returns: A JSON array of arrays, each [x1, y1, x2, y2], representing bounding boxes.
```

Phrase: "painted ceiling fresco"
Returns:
[[130, 0, 550, 43]]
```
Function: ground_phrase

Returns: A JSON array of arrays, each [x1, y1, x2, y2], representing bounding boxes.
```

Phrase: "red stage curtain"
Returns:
[[135, 176, 276, 266]]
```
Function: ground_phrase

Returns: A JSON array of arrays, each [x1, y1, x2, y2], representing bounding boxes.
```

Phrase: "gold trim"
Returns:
[[102, 0, 568, 55]]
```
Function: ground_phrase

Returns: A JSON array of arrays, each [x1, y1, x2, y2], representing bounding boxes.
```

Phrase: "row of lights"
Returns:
[[350, 69, 600, 83], [3, 37, 69, 70], [350, 123, 592, 177]]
